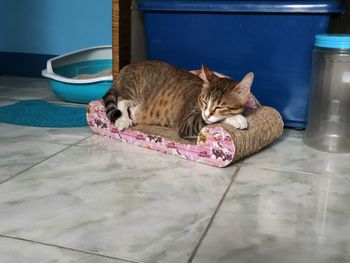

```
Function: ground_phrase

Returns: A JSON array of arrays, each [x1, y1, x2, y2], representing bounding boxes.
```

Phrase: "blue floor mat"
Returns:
[[0, 100, 88, 127]]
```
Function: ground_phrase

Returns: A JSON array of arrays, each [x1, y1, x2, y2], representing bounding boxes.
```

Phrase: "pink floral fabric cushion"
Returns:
[[86, 70, 260, 167], [87, 100, 237, 167]]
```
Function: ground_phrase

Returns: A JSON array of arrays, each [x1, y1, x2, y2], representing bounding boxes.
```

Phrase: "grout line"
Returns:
[[187, 166, 242, 263], [239, 162, 334, 177], [21, 133, 93, 148], [0, 98, 18, 103], [0, 135, 92, 185], [0, 234, 144, 263]]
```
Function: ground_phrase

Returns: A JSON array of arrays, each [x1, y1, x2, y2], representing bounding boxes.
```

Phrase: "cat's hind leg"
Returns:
[[114, 99, 134, 130]]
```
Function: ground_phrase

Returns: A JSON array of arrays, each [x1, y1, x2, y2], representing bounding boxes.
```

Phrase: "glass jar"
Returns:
[[304, 34, 350, 153]]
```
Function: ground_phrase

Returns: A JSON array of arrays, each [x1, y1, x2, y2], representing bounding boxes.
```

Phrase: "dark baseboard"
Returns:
[[0, 52, 56, 77]]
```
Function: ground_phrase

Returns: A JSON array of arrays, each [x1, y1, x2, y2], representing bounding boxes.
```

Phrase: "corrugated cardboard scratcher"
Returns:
[[86, 91, 283, 167]]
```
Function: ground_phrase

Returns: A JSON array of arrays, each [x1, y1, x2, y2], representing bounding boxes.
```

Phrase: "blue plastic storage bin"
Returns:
[[139, 0, 344, 128]]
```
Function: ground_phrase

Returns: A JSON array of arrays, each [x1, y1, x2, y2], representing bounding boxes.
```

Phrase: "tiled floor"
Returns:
[[0, 76, 350, 263]]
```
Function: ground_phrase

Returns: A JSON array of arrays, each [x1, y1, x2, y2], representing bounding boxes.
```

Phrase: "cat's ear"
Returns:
[[232, 72, 254, 100], [201, 64, 215, 83]]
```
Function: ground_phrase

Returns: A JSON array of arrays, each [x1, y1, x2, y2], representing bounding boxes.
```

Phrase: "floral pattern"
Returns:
[[87, 101, 237, 167], [86, 70, 258, 167]]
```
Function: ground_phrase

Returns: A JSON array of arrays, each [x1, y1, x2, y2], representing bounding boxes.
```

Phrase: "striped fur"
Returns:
[[102, 87, 121, 123], [102, 61, 253, 138]]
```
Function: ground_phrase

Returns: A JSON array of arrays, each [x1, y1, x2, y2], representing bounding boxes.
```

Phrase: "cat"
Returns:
[[103, 61, 254, 139]]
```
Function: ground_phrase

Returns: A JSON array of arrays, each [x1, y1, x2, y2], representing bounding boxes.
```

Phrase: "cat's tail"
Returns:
[[102, 86, 122, 123]]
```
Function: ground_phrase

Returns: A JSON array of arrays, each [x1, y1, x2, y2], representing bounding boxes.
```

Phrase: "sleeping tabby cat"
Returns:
[[103, 61, 254, 139]]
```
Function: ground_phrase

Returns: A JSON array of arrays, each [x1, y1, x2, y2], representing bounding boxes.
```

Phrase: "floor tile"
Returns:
[[243, 133, 350, 176], [0, 236, 135, 263], [0, 123, 92, 146], [0, 98, 18, 106], [282, 128, 304, 140], [77, 134, 211, 169], [0, 76, 58, 101], [0, 139, 67, 183], [0, 144, 237, 263], [192, 166, 350, 263], [77, 134, 128, 149], [0, 76, 93, 106], [2, 75, 349, 263]]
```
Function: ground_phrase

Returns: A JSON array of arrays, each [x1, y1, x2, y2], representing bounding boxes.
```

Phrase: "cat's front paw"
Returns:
[[223, 115, 248, 129], [115, 117, 133, 130]]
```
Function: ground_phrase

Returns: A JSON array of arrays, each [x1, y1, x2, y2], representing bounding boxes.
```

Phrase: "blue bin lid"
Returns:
[[315, 34, 350, 49], [138, 0, 344, 13]]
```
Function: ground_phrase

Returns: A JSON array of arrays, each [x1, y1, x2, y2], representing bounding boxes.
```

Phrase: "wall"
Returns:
[[0, 0, 112, 76], [1, 0, 348, 77]]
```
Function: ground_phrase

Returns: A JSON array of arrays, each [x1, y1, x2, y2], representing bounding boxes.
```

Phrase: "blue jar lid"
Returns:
[[315, 34, 350, 49]]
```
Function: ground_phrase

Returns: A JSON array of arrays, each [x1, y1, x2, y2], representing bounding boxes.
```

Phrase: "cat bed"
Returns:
[[87, 91, 284, 167]]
